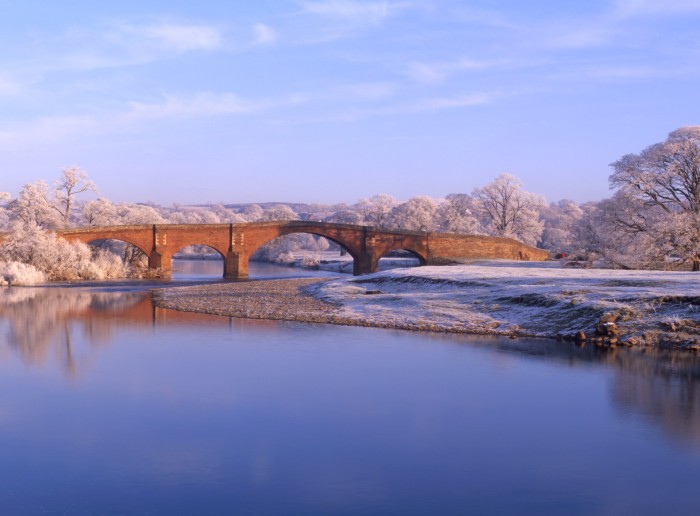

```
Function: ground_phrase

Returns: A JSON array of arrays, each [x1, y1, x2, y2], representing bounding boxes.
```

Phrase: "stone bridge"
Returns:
[[43, 221, 546, 278]]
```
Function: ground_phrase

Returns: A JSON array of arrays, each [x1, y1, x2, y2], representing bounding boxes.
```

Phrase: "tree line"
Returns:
[[2, 126, 700, 282]]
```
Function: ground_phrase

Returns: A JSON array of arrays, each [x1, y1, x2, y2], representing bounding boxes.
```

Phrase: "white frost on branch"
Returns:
[[472, 173, 545, 246]]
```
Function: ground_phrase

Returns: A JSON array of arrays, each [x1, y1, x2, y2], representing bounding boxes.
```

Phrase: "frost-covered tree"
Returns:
[[53, 166, 96, 225], [435, 193, 482, 234], [117, 204, 166, 224], [82, 198, 119, 226], [472, 173, 545, 246], [389, 196, 438, 231], [0, 192, 10, 230], [539, 199, 584, 253], [326, 209, 364, 225], [608, 126, 700, 270], [572, 196, 667, 269], [209, 204, 246, 223], [242, 204, 264, 221], [355, 194, 397, 228], [0, 221, 128, 281], [9, 181, 62, 229], [260, 204, 299, 221], [168, 205, 222, 224]]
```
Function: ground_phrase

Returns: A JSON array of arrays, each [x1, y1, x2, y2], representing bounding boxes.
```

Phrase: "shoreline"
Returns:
[[152, 264, 700, 351], [152, 278, 505, 334]]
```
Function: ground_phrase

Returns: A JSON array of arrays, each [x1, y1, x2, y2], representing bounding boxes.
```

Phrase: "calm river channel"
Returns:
[[1, 260, 700, 515]]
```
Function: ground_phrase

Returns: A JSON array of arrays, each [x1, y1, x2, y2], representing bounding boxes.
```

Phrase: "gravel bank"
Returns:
[[152, 264, 700, 350], [152, 277, 486, 332], [152, 278, 343, 323]]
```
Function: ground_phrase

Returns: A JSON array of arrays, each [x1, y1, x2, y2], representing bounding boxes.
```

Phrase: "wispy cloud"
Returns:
[[4, 21, 226, 82], [116, 22, 224, 53], [413, 92, 495, 112], [253, 23, 277, 45], [585, 64, 697, 79], [304, 90, 497, 123], [543, 25, 616, 50], [615, 0, 700, 17], [407, 58, 506, 84], [334, 81, 396, 100], [126, 92, 264, 120], [0, 91, 307, 148], [298, 0, 408, 24]]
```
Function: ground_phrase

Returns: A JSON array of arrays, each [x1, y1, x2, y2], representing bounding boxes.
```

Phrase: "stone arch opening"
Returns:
[[171, 244, 226, 279], [250, 231, 359, 275], [86, 237, 149, 257], [86, 238, 150, 272], [377, 248, 427, 271]]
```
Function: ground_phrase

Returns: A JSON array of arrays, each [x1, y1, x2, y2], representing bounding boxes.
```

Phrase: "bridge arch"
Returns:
[[170, 244, 228, 278], [170, 242, 228, 259], [250, 229, 360, 261], [84, 237, 150, 257], [377, 246, 428, 266]]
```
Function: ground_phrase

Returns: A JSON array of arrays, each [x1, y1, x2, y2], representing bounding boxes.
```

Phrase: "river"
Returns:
[[1, 260, 700, 515]]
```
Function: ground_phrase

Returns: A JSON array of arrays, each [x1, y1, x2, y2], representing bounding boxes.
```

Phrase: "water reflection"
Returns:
[[2, 284, 700, 449], [0, 288, 140, 377], [2, 282, 700, 514], [465, 336, 700, 446], [0, 287, 232, 377], [171, 258, 342, 280]]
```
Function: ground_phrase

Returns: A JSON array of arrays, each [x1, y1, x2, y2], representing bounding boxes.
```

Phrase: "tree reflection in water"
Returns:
[[453, 334, 700, 447], [0, 288, 148, 377]]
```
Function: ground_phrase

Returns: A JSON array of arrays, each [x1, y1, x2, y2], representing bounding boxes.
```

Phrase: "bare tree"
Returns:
[[53, 167, 96, 226], [472, 173, 545, 246], [609, 126, 700, 270]]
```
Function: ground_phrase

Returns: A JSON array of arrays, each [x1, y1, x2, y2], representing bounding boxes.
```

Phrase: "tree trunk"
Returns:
[[693, 259, 700, 272]]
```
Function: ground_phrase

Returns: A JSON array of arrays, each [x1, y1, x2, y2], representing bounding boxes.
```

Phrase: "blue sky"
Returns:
[[1, 0, 699, 204]]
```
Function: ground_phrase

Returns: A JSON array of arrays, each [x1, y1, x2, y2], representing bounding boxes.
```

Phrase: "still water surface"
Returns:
[[1, 261, 700, 515]]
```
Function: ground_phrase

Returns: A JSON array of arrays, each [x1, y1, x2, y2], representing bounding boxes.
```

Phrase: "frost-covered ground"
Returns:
[[306, 260, 700, 349], [284, 250, 419, 274]]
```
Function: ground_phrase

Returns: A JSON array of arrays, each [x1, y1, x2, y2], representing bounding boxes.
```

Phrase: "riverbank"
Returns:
[[152, 277, 463, 331], [153, 262, 700, 350]]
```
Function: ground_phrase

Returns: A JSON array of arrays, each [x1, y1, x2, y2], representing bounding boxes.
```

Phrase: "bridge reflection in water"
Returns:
[[51, 221, 548, 278]]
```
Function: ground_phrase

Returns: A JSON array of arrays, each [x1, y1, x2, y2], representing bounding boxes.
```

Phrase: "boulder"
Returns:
[[595, 322, 620, 337], [599, 312, 619, 324]]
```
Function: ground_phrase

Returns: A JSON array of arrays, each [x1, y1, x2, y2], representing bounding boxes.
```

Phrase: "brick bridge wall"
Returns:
[[2, 221, 548, 278]]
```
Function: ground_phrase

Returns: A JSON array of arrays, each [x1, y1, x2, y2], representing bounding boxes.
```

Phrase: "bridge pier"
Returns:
[[148, 251, 162, 271], [354, 252, 377, 275], [224, 252, 248, 279], [148, 251, 172, 277]]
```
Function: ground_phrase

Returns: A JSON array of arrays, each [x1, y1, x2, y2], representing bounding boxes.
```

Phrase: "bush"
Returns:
[[0, 261, 46, 285], [0, 221, 131, 282]]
